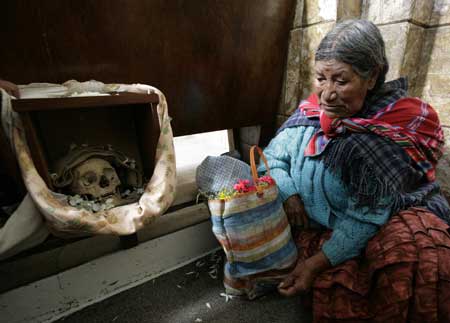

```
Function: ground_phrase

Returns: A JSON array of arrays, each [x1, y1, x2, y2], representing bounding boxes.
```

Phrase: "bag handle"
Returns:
[[249, 145, 270, 186]]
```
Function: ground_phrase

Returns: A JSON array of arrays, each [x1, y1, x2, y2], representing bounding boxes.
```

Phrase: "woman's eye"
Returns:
[[336, 80, 347, 85]]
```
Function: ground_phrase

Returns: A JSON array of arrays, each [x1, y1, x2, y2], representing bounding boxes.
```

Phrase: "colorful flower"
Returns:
[[216, 188, 237, 200], [211, 175, 275, 200], [256, 175, 275, 186], [209, 175, 275, 200], [233, 179, 257, 193]]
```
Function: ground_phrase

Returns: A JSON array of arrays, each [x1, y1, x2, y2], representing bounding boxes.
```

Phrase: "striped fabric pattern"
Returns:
[[301, 94, 444, 182], [274, 78, 449, 212], [208, 184, 297, 279], [223, 263, 293, 300]]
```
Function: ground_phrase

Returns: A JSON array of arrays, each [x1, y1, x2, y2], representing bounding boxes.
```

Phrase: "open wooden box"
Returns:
[[12, 92, 160, 190]]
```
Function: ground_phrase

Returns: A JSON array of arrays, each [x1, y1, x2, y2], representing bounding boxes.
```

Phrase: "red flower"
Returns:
[[233, 179, 256, 193], [257, 175, 275, 186]]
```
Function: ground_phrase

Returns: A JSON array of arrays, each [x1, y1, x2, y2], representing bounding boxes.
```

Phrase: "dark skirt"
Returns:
[[297, 207, 450, 322]]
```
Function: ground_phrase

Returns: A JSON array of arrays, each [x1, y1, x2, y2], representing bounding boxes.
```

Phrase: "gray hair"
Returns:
[[315, 19, 389, 93]]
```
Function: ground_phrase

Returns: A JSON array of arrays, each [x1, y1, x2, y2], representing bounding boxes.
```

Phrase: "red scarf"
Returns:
[[300, 93, 444, 181]]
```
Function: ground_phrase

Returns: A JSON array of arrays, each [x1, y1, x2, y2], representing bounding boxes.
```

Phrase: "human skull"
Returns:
[[69, 158, 121, 200]]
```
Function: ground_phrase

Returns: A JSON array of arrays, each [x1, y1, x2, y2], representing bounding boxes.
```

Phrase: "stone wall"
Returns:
[[278, 0, 361, 126], [278, 0, 450, 197]]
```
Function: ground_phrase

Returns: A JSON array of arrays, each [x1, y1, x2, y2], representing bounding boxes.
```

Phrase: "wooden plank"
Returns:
[[11, 93, 159, 112]]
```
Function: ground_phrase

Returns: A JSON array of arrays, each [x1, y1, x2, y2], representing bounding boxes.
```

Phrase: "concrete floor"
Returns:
[[56, 251, 312, 323]]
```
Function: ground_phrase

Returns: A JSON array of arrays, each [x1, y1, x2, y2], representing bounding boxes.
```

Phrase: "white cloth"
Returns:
[[1, 88, 50, 260], [0, 194, 49, 261]]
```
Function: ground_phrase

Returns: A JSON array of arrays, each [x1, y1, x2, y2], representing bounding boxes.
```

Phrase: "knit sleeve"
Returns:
[[259, 127, 306, 202], [322, 216, 379, 266], [321, 191, 393, 266]]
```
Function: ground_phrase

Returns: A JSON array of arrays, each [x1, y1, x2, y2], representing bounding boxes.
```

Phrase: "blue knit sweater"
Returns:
[[260, 126, 393, 266]]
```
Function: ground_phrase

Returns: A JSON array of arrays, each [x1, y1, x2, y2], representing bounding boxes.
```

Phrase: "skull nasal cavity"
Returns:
[[99, 175, 110, 188]]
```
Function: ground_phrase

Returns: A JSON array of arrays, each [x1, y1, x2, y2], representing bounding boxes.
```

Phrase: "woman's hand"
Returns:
[[0, 79, 20, 98], [278, 251, 331, 296], [283, 194, 309, 228]]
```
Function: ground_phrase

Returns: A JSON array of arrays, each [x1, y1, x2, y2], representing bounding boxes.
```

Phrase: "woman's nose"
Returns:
[[322, 82, 337, 102]]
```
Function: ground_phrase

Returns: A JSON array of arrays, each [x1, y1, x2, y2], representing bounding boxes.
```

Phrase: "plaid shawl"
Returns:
[[278, 78, 446, 213]]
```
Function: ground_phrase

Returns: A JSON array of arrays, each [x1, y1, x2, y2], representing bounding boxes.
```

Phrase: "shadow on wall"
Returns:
[[422, 8, 450, 201]]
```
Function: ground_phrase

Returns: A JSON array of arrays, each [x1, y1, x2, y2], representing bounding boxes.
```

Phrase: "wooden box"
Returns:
[[12, 92, 160, 190]]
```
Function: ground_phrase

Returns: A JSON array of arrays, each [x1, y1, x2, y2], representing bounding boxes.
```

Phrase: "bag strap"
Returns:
[[249, 145, 270, 185]]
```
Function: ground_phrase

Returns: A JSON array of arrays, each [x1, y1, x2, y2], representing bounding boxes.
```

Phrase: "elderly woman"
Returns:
[[260, 19, 450, 321]]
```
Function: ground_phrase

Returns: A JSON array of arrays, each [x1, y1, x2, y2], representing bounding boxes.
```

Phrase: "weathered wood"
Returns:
[[12, 93, 159, 112], [0, 0, 295, 137]]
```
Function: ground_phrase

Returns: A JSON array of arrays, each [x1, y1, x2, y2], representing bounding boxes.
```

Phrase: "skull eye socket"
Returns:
[[81, 171, 98, 187], [103, 168, 116, 180]]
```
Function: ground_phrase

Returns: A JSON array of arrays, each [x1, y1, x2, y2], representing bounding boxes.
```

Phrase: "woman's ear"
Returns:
[[368, 68, 380, 90]]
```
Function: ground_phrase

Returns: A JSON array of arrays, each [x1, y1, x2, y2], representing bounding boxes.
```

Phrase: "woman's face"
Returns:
[[313, 59, 378, 118]]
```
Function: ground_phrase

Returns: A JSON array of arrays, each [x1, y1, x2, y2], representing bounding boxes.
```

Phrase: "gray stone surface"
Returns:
[[56, 251, 312, 323], [419, 26, 450, 125], [298, 22, 335, 100], [430, 0, 450, 25], [337, 0, 362, 21], [401, 24, 426, 95], [436, 127, 450, 202], [278, 29, 303, 116], [303, 0, 337, 26], [293, 0, 305, 28], [362, 0, 415, 23], [378, 22, 410, 81], [412, 0, 435, 25]]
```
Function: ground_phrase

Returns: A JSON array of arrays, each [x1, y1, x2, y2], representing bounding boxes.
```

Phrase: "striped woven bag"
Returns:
[[208, 146, 297, 298]]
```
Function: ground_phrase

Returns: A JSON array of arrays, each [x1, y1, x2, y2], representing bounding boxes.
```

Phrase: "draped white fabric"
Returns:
[[0, 81, 176, 258]]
